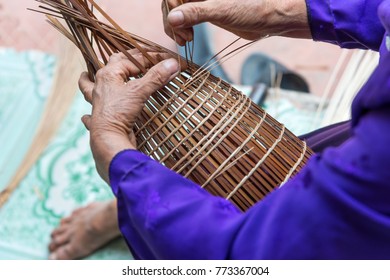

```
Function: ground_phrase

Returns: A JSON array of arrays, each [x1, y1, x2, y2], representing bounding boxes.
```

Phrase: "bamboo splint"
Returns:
[[33, 0, 313, 211]]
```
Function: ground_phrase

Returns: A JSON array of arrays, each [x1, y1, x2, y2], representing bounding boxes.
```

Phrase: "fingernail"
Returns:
[[168, 11, 184, 26], [49, 253, 57, 260], [163, 59, 180, 75]]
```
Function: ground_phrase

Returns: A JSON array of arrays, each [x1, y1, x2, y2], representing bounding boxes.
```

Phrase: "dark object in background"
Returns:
[[241, 53, 310, 93]]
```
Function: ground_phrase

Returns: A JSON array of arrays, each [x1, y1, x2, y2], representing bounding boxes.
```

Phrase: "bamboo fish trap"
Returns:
[[34, 0, 313, 211]]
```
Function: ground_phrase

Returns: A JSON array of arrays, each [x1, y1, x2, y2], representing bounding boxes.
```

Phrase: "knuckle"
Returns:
[[109, 53, 122, 61], [192, 6, 201, 23], [95, 69, 105, 80], [150, 68, 167, 85], [128, 48, 140, 56], [133, 53, 143, 62], [98, 66, 123, 80]]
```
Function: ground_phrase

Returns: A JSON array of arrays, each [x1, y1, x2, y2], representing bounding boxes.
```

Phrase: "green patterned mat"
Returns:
[[0, 49, 54, 192], [0, 48, 132, 260]]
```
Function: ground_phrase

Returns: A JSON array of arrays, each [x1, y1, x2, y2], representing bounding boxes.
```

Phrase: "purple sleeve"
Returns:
[[108, 5, 390, 258], [306, 0, 385, 50], [109, 101, 390, 259], [109, 150, 245, 259]]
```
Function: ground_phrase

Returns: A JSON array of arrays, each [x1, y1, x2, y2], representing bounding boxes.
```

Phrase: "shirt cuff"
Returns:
[[109, 149, 151, 196], [306, 0, 338, 44], [306, 0, 385, 50]]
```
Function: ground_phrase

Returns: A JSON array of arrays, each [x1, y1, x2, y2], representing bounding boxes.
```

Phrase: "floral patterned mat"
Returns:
[[0, 49, 132, 260]]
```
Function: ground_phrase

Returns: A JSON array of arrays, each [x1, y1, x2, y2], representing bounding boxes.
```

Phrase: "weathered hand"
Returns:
[[78, 50, 180, 183], [162, 0, 311, 46]]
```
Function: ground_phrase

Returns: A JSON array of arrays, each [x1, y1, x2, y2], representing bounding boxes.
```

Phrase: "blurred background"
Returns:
[[0, 0, 378, 259], [1, 0, 343, 94]]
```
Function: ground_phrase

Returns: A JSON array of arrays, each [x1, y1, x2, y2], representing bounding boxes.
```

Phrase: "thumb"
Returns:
[[168, 1, 220, 28], [137, 58, 180, 98]]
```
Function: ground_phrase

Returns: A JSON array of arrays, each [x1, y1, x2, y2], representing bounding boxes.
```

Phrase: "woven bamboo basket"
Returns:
[[34, 0, 313, 211]]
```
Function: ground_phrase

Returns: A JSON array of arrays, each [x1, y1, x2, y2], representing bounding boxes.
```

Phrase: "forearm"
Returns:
[[165, 0, 311, 43], [264, 0, 311, 39], [90, 131, 135, 183]]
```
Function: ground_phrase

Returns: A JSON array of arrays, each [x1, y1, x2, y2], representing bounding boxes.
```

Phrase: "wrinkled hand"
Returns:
[[162, 0, 310, 46], [79, 50, 180, 183]]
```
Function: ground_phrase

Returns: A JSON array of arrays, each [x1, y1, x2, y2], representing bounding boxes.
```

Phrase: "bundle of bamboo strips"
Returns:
[[312, 49, 379, 128], [33, 0, 313, 211]]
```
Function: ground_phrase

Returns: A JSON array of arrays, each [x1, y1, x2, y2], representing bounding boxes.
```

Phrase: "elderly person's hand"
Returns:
[[162, 0, 311, 46], [78, 51, 180, 183]]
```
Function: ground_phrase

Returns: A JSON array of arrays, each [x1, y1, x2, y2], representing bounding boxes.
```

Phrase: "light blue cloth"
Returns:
[[0, 49, 55, 191], [0, 48, 131, 260]]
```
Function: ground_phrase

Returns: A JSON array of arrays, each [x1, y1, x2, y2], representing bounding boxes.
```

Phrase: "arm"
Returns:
[[81, 46, 390, 260], [162, 0, 312, 45], [163, 0, 385, 51], [109, 52, 390, 258], [109, 96, 390, 259]]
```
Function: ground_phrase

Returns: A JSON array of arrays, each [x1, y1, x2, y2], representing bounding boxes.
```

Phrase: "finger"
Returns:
[[108, 51, 143, 64], [99, 58, 143, 83], [162, 0, 172, 38], [102, 51, 183, 83], [172, 33, 188, 46], [172, 28, 194, 45], [163, 0, 195, 44], [135, 58, 180, 100], [163, 16, 188, 45], [79, 72, 94, 104], [81, 115, 92, 131], [109, 50, 177, 68], [168, 1, 221, 28], [109, 48, 166, 63]]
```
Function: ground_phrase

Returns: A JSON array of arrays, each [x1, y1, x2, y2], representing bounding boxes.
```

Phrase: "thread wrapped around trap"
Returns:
[[35, 0, 313, 211]]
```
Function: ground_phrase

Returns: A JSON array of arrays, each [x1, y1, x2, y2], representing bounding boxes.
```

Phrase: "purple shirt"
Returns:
[[109, 0, 390, 259]]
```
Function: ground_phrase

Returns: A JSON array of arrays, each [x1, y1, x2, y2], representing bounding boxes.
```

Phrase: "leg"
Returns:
[[48, 200, 121, 260]]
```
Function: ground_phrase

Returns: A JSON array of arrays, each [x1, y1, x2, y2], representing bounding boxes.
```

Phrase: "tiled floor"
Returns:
[[0, 0, 342, 96]]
